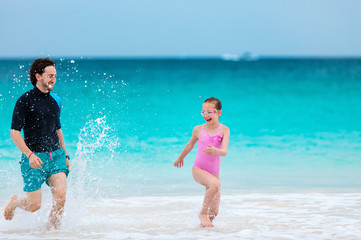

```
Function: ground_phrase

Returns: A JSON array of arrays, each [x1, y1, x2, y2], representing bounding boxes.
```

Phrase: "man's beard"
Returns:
[[41, 78, 54, 92]]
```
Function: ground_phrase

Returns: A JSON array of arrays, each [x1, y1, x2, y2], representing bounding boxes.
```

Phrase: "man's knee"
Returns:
[[28, 202, 41, 212], [54, 195, 66, 207]]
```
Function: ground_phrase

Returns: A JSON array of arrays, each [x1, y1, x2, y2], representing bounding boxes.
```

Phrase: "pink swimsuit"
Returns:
[[193, 124, 223, 176]]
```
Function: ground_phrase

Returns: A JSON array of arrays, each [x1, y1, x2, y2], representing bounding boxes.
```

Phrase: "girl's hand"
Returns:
[[204, 145, 218, 155], [174, 158, 184, 168]]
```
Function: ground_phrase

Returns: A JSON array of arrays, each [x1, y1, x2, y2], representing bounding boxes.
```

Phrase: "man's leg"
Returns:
[[4, 190, 42, 220], [46, 172, 67, 229]]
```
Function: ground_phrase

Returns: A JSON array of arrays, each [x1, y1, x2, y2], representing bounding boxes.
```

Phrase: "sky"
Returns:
[[0, 0, 361, 58]]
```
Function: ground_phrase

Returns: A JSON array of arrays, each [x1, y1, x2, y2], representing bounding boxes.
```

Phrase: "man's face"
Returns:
[[39, 66, 57, 92]]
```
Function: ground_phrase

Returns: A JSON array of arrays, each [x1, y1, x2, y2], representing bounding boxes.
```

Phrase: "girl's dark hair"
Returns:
[[29, 58, 56, 86], [204, 97, 222, 110]]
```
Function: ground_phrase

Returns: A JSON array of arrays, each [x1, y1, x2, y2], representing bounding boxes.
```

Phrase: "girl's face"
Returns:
[[201, 102, 222, 124]]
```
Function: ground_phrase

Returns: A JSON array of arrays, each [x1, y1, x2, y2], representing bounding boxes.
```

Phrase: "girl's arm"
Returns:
[[174, 126, 199, 168], [204, 126, 230, 156]]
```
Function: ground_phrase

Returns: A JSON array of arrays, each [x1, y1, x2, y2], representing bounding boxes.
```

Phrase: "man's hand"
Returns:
[[66, 158, 70, 170], [29, 153, 43, 168]]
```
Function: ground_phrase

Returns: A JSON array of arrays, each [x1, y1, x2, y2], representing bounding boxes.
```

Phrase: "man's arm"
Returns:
[[56, 129, 69, 169], [10, 130, 32, 157], [10, 129, 43, 168]]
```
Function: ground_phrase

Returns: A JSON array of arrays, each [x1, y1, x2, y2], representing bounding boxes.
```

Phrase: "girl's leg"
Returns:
[[209, 190, 221, 222], [192, 167, 221, 227]]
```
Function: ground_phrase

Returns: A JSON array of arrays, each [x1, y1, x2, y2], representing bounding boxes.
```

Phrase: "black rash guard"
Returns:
[[11, 87, 62, 152]]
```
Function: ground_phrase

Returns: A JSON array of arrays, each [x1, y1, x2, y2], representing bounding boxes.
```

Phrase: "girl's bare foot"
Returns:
[[4, 195, 18, 220], [209, 214, 216, 222], [199, 213, 214, 227]]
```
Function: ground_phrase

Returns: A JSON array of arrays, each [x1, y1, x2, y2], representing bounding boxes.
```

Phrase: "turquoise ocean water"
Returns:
[[0, 58, 360, 239]]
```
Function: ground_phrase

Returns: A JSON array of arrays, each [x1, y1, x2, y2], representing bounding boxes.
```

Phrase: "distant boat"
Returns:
[[221, 53, 241, 61], [241, 52, 259, 61], [221, 52, 259, 61]]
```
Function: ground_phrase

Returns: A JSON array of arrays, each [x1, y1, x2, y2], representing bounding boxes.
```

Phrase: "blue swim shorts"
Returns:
[[20, 148, 69, 192]]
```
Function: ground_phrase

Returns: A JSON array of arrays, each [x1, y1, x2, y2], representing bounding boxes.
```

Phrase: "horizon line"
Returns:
[[1, 55, 361, 61]]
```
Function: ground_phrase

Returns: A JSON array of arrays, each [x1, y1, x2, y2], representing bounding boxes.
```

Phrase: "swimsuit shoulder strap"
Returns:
[[218, 124, 223, 136]]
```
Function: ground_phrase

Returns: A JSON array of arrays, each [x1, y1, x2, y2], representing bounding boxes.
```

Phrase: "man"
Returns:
[[3, 58, 70, 229]]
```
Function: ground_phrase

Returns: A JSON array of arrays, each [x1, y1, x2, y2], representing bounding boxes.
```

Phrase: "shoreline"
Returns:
[[1, 193, 360, 239]]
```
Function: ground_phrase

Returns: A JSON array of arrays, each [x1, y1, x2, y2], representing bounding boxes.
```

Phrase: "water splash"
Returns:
[[65, 116, 119, 228]]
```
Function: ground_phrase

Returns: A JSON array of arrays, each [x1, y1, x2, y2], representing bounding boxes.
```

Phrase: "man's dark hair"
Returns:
[[29, 58, 56, 86]]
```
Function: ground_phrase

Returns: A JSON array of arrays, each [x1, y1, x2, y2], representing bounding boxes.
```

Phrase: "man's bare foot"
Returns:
[[4, 195, 18, 220], [46, 216, 61, 231], [199, 213, 214, 227], [45, 222, 58, 231]]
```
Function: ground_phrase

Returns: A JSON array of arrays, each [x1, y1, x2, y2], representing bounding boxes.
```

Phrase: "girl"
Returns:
[[174, 97, 230, 227]]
